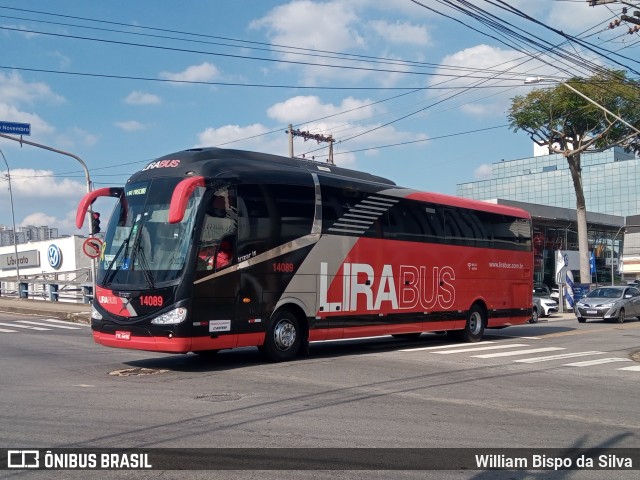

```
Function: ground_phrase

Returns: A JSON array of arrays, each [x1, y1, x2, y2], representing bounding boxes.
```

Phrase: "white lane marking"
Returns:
[[433, 344, 530, 355], [0, 328, 18, 333], [41, 318, 88, 327], [564, 358, 632, 367], [618, 365, 640, 371], [17, 320, 82, 330], [0, 322, 50, 331], [472, 347, 565, 359], [399, 342, 495, 352], [515, 351, 604, 364]]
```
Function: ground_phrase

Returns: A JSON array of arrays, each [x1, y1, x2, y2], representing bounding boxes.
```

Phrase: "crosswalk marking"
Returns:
[[0, 328, 18, 333], [618, 365, 640, 371], [514, 351, 604, 364], [433, 343, 530, 355], [17, 320, 82, 330], [564, 358, 633, 367], [40, 318, 88, 327], [399, 341, 495, 352], [472, 347, 565, 359], [0, 322, 49, 331]]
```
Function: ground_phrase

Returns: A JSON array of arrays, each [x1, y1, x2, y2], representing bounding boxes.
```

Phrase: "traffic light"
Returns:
[[91, 212, 101, 234]]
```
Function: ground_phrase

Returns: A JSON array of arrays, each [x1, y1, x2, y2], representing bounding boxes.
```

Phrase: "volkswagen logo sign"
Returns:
[[47, 244, 63, 270]]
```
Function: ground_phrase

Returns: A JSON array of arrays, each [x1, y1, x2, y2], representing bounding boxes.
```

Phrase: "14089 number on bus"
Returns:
[[273, 262, 295, 273], [140, 295, 164, 307]]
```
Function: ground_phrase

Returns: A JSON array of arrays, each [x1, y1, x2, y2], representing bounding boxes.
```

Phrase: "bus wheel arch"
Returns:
[[451, 301, 486, 343], [261, 305, 308, 362]]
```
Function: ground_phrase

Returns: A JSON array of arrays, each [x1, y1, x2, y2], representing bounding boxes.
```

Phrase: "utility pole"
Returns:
[[589, 1, 640, 33], [285, 127, 335, 164]]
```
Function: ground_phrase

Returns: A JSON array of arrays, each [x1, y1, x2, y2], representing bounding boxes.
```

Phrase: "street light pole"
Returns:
[[524, 76, 640, 135], [0, 149, 20, 287], [0, 132, 96, 290]]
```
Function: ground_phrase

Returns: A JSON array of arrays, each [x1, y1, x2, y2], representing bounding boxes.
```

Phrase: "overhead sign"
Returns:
[[0, 121, 31, 136], [82, 237, 103, 259]]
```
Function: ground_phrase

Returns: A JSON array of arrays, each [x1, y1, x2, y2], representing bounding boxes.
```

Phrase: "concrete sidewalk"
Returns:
[[0, 297, 91, 324]]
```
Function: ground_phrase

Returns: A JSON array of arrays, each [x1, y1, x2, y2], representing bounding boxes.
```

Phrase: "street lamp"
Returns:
[[524, 76, 640, 135], [0, 149, 21, 288], [0, 132, 96, 289]]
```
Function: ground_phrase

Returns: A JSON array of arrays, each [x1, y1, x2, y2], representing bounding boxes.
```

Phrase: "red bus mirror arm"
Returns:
[[76, 187, 123, 228], [168, 176, 206, 224]]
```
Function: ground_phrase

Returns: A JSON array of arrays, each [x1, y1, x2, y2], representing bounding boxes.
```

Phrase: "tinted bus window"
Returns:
[[237, 184, 315, 258]]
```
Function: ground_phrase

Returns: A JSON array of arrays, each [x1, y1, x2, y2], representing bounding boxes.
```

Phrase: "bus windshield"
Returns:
[[99, 178, 204, 287]]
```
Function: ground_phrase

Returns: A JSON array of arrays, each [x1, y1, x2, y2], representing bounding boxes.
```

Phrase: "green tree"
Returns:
[[508, 70, 640, 284]]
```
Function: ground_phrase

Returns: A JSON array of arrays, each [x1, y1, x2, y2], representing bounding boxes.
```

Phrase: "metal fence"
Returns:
[[0, 268, 93, 304]]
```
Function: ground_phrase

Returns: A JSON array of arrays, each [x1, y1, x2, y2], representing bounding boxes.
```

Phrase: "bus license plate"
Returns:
[[115, 331, 131, 340]]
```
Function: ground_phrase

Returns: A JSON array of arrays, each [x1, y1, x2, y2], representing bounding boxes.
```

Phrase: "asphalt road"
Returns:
[[0, 310, 638, 480]]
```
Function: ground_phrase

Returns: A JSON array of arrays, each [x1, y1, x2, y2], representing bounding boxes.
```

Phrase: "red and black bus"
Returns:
[[77, 148, 533, 361]]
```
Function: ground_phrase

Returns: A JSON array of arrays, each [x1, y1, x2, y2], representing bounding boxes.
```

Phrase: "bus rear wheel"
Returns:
[[452, 304, 485, 342], [262, 309, 302, 362]]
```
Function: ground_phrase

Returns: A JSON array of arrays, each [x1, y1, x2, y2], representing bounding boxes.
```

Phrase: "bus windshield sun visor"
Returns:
[[168, 176, 206, 224], [76, 187, 124, 229]]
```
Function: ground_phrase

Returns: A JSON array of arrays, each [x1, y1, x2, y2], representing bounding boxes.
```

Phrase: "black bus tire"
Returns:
[[262, 309, 302, 362], [453, 304, 485, 342]]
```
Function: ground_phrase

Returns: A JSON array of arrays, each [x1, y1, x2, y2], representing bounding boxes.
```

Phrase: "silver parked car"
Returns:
[[574, 286, 640, 324]]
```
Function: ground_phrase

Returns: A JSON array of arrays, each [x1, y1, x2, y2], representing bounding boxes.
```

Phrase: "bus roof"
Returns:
[[130, 147, 397, 187], [406, 191, 531, 219], [130, 147, 530, 219]]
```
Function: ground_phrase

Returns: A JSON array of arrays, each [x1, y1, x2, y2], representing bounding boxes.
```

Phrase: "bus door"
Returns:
[[192, 188, 240, 346]]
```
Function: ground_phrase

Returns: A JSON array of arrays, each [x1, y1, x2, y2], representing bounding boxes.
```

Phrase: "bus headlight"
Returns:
[[91, 306, 103, 320], [151, 307, 188, 325]]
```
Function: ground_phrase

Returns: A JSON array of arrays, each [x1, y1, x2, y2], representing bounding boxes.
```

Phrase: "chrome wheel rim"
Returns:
[[273, 319, 296, 351], [469, 311, 482, 335]]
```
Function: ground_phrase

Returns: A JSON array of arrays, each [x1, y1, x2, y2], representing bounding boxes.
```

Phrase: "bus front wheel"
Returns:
[[452, 304, 485, 342], [262, 310, 302, 362]]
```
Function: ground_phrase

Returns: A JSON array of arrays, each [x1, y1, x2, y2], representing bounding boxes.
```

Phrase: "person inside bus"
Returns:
[[198, 239, 232, 271]]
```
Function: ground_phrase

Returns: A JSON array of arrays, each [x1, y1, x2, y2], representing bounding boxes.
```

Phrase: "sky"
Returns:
[[0, 0, 637, 235]]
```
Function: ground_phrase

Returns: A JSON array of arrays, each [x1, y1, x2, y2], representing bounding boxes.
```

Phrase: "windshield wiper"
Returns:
[[103, 236, 131, 287], [131, 240, 155, 290]]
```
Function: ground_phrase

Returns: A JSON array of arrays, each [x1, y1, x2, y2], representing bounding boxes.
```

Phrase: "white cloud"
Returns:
[[124, 91, 161, 105], [195, 124, 278, 152], [159, 62, 221, 83], [195, 94, 427, 169], [0, 71, 64, 105], [0, 168, 86, 198], [54, 127, 99, 149], [267, 96, 379, 123], [0, 103, 55, 138], [19, 211, 78, 234], [431, 44, 543, 118], [49, 51, 71, 69], [474, 164, 492, 180], [369, 20, 431, 46], [250, 1, 368, 85], [251, 1, 363, 53], [115, 120, 146, 132]]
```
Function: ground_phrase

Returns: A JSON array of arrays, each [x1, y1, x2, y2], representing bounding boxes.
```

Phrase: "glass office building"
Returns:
[[456, 147, 638, 217], [456, 147, 638, 285]]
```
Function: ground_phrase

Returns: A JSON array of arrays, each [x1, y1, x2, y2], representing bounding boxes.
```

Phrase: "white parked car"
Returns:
[[536, 296, 558, 317]]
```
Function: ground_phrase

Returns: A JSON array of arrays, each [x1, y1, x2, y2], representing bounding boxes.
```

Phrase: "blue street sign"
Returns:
[[0, 121, 31, 136]]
